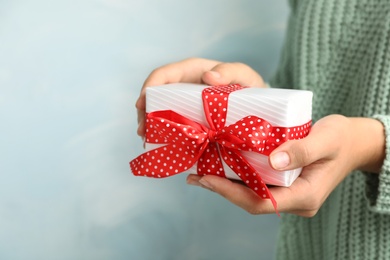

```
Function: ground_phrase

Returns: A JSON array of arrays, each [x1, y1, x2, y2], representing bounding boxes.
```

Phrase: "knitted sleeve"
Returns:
[[365, 115, 390, 214]]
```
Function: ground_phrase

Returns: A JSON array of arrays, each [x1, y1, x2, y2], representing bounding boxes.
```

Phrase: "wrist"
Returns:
[[349, 117, 386, 173]]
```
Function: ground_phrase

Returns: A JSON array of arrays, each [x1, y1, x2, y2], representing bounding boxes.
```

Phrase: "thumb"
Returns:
[[268, 127, 337, 171], [201, 62, 265, 87]]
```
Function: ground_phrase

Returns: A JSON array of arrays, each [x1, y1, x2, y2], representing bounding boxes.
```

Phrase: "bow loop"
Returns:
[[218, 116, 274, 154]]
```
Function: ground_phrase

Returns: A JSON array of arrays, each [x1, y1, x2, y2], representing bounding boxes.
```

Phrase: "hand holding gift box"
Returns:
[[130, 83, 313, 210]]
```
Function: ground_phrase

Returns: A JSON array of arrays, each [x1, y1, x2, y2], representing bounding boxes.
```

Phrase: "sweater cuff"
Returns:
[[365, 115, 390, 213]]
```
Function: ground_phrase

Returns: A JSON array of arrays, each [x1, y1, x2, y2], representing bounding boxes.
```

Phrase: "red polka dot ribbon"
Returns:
[[130, 85, 311, 213]]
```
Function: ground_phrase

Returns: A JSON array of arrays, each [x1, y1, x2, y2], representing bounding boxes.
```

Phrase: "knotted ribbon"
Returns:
[[130, 84, 311, 213]]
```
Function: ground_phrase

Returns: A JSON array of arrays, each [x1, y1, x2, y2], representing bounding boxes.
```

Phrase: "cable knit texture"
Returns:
[[270, 0, 390, 259]]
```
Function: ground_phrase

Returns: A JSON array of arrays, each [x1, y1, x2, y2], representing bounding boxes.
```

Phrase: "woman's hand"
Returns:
[[136, 58, 265, 137], [187, 115, 386, 217]]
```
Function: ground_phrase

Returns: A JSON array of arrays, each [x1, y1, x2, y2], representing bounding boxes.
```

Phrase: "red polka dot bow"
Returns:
[[130, 85, 311, 213]]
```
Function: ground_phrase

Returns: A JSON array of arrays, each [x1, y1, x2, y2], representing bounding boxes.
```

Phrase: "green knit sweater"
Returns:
[[270, 0, 390, 259]]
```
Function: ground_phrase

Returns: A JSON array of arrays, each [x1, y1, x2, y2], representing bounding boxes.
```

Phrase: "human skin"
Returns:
[[136, 58, 386, 217]]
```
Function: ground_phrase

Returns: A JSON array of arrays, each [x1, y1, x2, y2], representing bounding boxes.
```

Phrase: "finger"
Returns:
[[205, 175, 303, 214], [136, 58, 220, 112], [187, 172, 324, 215], [186, 174, 214, 191], [136, 58, 221, 136], [137, 109, 146, 137], [201, 62, 264, 88], [188, 174, 277, 214], [197, 174, 321, 215]]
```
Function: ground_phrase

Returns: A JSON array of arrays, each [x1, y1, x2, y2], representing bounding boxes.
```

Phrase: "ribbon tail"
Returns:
[[220, 147, 280, 216], [267, 190, 279, 217], [197, 142, 226, 178], [249, 179, 279, 216], [242, 171, 280, 217]]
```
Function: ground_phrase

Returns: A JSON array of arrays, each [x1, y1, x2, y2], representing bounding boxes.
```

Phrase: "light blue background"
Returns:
[[0, 1, 289, 259]]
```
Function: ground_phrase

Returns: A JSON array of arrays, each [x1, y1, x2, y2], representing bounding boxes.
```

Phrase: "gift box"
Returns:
[[130, 83, 312, 207]]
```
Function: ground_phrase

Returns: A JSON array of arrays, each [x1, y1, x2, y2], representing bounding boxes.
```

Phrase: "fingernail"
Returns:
[[208, 71, 221, 79], [199, 178, 213, 190], [270, 152, 290, 169]]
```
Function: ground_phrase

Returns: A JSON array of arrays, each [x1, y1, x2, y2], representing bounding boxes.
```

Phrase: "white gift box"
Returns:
[[145, 83, 312, 187]]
